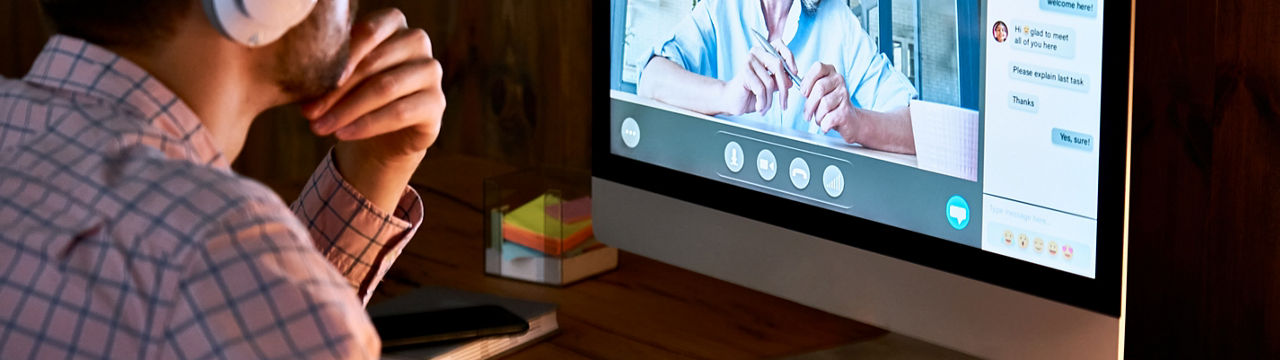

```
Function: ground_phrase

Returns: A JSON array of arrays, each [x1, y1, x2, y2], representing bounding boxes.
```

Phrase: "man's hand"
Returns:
[[800, 62, 859, 143], [301, 9, 445, 212], [720, 40, 797, 116], [799, 62, 916, 154]]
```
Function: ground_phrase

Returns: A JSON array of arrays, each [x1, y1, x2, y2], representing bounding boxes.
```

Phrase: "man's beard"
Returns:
[[271, 0, 355, 102], [802, 0, 821, 14], [275, 36, 349, 102]]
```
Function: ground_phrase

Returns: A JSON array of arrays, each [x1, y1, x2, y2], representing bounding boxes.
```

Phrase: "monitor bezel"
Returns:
[[592, 0, 1130, 317]]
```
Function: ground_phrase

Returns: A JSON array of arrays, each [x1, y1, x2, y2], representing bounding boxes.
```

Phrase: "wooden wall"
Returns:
[[2, 0, 1279, 357], [1125, 0, 1280, 357], [0, 0, 46, 78]]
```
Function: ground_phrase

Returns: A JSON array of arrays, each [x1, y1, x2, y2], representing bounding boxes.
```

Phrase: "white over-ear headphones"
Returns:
[[202, 0, 317, 47]]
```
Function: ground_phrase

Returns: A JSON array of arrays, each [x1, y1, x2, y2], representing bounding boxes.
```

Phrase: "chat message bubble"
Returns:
[[1010, 62, 1090, 93], [949, 205, 968, 224], [1008, 92, 1039, 113], [1007, 21, 1076, 59], [1051, 128, 1094, 152], [1041, 0, 1098, 18]]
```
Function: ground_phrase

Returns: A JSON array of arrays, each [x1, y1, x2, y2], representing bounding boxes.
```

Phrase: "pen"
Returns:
[[751, 29, 819, 134], [749, 29, 802, 87]]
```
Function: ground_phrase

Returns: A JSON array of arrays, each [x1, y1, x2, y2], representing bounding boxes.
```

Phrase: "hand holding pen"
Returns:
[[749, 29, 803, 89], [720, 28, 801, 116]]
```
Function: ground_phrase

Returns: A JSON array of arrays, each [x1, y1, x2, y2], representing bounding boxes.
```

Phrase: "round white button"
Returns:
[[822, 165, 845, 198], [757, 149, 777, 181], [789, 157, 810, 190], [621, 117, 640, 148], [724, 142, 744, 173]]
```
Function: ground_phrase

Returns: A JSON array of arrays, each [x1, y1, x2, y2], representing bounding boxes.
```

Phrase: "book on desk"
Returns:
[[369, 286, 558, 359]]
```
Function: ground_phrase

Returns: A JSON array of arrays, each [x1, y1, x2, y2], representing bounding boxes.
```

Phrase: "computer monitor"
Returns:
[[594, 0, 1131, 358]]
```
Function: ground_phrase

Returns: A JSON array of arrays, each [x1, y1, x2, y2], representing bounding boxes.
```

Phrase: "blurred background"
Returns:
[[0, 0, 594, 198]]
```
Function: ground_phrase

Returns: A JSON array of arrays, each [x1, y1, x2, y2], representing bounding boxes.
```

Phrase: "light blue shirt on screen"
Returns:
[[643, 0, 917, 136]]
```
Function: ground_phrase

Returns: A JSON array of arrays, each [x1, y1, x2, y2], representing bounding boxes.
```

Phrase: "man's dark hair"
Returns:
[[38, 0, 192, 49]]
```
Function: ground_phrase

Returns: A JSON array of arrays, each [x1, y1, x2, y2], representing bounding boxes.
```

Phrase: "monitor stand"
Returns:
[[593, 178, 1122, 359]]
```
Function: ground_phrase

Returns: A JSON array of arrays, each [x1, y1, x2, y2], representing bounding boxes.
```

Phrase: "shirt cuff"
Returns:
[[290, 150, 424, 305]]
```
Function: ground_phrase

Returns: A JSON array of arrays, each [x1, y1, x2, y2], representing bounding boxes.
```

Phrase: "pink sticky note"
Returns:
[[546, 196, 591, 224]]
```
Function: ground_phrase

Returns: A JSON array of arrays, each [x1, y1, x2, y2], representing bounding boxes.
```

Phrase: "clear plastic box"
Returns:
[[483, 168, 616, 285]]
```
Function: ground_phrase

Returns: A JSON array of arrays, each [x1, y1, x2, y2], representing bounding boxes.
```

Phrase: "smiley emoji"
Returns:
[[1048, 241, 1059, 256], [1033, 237, 1044, 252], [1017, 233, 1028, 249], [1003, 230, 1014, 245], [1063, 245, 1074, 260]]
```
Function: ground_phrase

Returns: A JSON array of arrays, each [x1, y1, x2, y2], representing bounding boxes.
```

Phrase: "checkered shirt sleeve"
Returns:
[[291, 152, 424, 305]]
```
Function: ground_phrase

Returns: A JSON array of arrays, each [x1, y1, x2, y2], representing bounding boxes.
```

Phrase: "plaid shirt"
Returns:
[[0, 36, 423, 359]]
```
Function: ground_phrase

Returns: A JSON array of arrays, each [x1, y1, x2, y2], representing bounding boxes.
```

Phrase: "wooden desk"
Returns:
[[369, 154, 885, 359]]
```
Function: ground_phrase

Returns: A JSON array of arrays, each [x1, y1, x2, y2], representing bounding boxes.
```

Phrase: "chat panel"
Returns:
[[982, 0, 1106, 277]]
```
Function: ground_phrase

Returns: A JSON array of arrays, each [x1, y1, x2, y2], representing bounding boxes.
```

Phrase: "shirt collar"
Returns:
[[22, 35, 229, 169]]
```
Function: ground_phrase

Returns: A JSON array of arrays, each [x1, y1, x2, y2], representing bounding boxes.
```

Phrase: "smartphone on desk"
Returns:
[[372, 305, 530, 348]]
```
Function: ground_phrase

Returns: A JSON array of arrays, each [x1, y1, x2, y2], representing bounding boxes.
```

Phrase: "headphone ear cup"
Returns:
[[203, 0, 317, 47]]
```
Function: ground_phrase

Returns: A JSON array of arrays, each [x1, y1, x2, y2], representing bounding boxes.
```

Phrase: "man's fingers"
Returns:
[[758, 53, 791, 110], [749, 48, 788, 112], [818, 109, 840, 134], [740, 71, 767, 114], [815, 92, 844, 132], [811, 94, 834, 128], [804, 77, 831, 120], [775, 66, 789, 111], [347, 8, 410, 76], [304, 28, 433, 118], [800, 63, 822, 96], [350, 28, 433, 88], [744, 79, 767, 114], [746, 58, 772, 113], [302, 8, 410, 118], [813, 74, 841, 99], [802, 63, 836, 98], [313, 59, 442, 135], [334, 90, 444, 145], [798, 75, 839, 120], [747, 56, 776, 94], [771, 39, 798, 75]]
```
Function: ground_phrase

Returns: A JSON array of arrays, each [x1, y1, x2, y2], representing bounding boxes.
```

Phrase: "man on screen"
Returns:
[[637, 0, 919, 154]]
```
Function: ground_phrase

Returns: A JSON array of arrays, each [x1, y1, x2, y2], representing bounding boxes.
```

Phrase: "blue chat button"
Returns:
[[946, 195, 970, 230]]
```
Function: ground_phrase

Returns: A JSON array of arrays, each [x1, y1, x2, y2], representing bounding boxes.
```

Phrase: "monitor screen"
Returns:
[[601, 0, 1125, 312]]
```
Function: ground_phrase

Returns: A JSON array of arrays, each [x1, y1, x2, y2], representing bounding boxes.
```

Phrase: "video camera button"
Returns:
[[757, 149, 777, 181]]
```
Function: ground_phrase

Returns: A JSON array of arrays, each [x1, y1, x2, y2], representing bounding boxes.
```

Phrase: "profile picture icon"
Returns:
[[993, 21, 1009, 43]]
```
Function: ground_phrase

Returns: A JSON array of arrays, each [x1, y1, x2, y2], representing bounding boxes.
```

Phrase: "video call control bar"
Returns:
[[713, 131, 854, 209]]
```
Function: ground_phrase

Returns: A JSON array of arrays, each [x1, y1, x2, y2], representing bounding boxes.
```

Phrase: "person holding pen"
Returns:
[[637, 0, 919, 154]]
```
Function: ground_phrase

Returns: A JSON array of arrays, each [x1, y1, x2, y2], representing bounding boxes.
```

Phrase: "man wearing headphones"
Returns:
[[0, 0, 442, 358]]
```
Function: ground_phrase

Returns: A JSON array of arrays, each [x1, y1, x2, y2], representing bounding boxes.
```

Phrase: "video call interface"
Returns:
[[608, 0, 1105, 278]]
